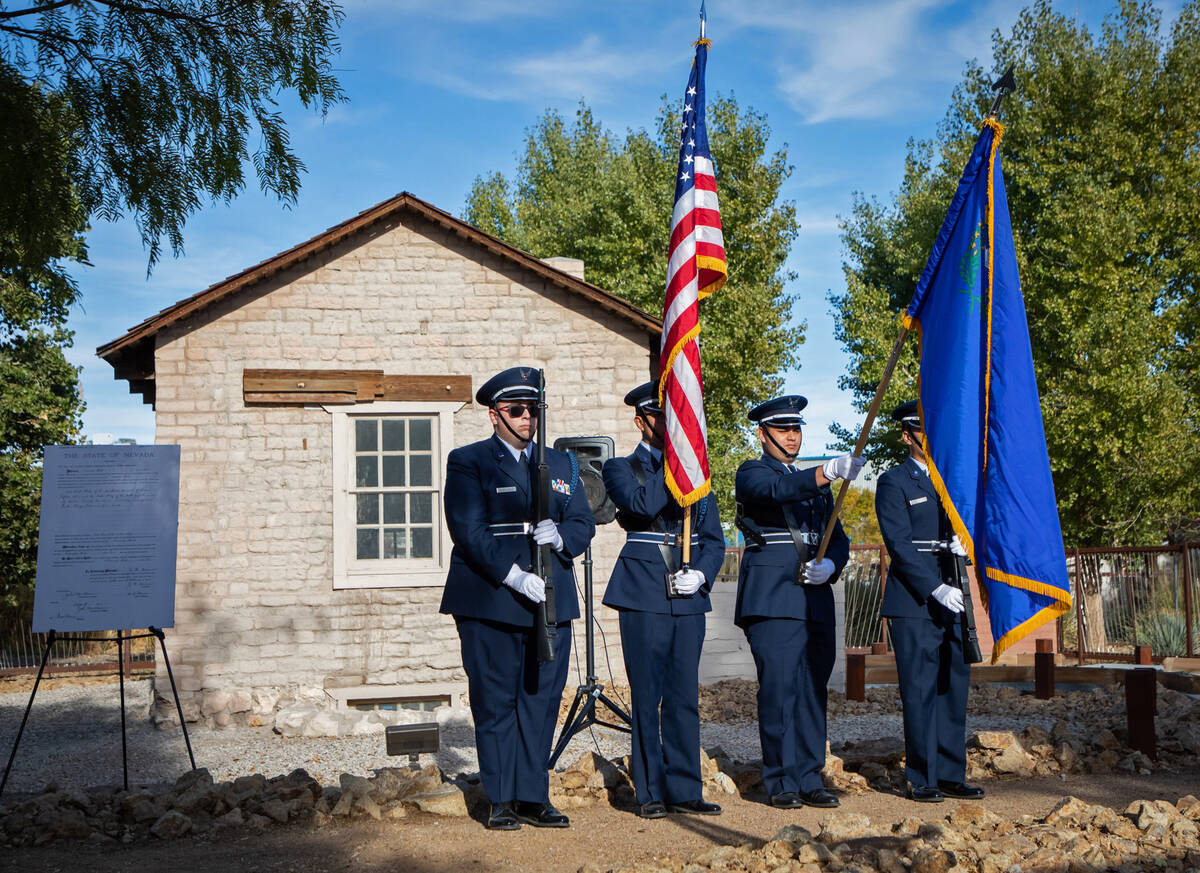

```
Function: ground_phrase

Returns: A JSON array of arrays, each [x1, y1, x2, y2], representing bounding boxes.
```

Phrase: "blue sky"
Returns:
[[71, 0, 1140, 449]]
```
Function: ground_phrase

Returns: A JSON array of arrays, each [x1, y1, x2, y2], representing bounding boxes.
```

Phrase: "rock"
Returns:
[[408, 787, 469, 817], [172, 768, 214, 794], [839, 736, 906, 767], [1053, 741, 1079, 771], [354, 795, 382, 820], [212, 808, 245, 830], [992, 742, 1036, 776], [771, 824, 815, 845], [200, 690, 231, 717], [711, 772, 737, 794], [1018, 726, 1052, 749], [1094, 730, 1120, 751], [1177, 795, 1200, 816], [259, 798, 291, 824], [948, 802, 998, 829], [1176, 725, 1200, 756], [229, 689, 253, 713], [1050, 720, 1070, 743], [231, 773, 268, 799], [273, 702, 321, 737], [302, 710, 340, 738], [973, 730, 1018, 751], [876, 848, 907, 873], [913, 849, 956, 873], [339, 773, 373, 801], [150, 810, 193, 839], [47, 808, 91, 841], [330, 794, 354, 817], [1045, 797, 1098, 827], [819, 812, 874, 844], [1125, 799, 1177, 831]]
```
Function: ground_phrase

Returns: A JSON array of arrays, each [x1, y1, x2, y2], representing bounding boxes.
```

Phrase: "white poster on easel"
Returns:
[[32, 445, 180, 633]]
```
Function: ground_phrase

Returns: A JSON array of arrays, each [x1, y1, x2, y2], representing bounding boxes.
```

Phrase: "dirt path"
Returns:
[[8, 765, 1199, 873]]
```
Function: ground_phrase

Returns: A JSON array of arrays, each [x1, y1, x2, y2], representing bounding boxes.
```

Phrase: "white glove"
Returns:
[[803, 558, 835, 585], [670, 569, 705, 596], [931, 583, 964, 613], [502, 564, 546, 603], [949, 535, 968, 557], [532, 518, 564, 551], [822, 453, 866, 482]]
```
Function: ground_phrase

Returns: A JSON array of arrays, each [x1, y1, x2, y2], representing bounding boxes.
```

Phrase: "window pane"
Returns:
[[410, 419, 432, 451], [383, 528, 407, 559], [410, 493, 432, 524], [411, 527, 433, 558], [356, 456, 378, 487], [383, 493, 406, 524], [382, 456, 406, 487], [356, 493, 379, 524], [410, 455, 432, 487], [355, 419, 377, 452], [357, 528, 379, 560], [382, 420, 406, 451]]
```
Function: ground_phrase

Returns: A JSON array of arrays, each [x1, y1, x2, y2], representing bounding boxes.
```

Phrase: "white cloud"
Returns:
[[421, 34, 670, 105], [722, 0, 1013, 123], [344, 0, 560, 23]]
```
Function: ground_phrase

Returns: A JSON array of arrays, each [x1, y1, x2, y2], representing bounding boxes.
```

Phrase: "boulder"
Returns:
[[150, 810, 193, 839], [992, 742, 1036, 776], [972, 730, 1018, 751], [819, 812, 875, 844], [408, 786, 469, 817]]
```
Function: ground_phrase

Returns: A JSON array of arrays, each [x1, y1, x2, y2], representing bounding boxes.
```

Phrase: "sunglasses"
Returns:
[[500, 403, 537, 418]]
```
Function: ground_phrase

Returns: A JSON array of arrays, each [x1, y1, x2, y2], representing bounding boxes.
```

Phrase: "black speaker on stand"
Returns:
[[549, 436, 631, 767]]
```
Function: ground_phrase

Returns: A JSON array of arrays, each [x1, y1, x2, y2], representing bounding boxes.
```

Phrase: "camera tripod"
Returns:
[[548, 545, 631, 767]]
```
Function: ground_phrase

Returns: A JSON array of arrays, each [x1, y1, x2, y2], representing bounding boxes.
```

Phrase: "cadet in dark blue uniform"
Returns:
[[734, 395, 864, 809], [439, 367, 596, 830], [602, 382, 725, 819], [875, 400, 984, 803]]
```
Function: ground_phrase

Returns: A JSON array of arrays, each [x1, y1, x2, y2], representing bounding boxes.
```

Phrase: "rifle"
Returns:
[[932, 539, 984, 664], [532, 369, 557, 662]]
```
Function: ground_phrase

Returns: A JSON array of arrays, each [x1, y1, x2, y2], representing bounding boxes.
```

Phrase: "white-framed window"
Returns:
[[329, 401, 462, 589]]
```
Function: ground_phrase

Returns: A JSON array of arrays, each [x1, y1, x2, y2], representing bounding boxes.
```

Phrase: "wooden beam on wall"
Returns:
[[243, 369, 471, 406]]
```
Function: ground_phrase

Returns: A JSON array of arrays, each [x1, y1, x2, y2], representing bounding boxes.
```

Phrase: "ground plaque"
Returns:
[[32, 444, 180, 632]]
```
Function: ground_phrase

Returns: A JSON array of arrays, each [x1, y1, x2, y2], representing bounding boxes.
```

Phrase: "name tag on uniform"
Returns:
[[909, 496, 928, 505], [496, 486, 517, 493]]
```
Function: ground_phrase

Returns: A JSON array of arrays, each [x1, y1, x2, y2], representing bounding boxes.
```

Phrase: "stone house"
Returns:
[[98, 192, 661, 726]]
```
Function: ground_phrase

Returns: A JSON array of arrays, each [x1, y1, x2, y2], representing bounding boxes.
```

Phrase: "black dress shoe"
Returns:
[[514, 800, 570, 827], [937, 781, 986, 799], [486, 802, 521, 830], [906, 784, 946, 803], [798, 789, 839, 808], [770, 792, 805, 809], [639, 801, 667, 819], [666, 799, 723, 815]]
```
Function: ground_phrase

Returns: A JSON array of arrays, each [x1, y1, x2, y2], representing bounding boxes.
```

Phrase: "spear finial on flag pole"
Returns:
[[661, 5, 726, 567], [699, 0, 707, 39]]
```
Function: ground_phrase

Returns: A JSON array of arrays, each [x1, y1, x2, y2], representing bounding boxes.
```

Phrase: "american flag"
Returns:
[[659, 36, 727, 507]]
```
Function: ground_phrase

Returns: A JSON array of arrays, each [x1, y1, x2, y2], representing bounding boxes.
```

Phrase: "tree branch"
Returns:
[[0, 1, 79, 22]]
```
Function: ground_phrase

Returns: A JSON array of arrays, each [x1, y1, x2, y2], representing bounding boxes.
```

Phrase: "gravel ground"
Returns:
[[0, 679, 1057, 796]]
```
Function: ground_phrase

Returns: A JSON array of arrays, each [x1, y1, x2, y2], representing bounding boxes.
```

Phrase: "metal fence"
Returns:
[[1059, 543, 1198, 662], [0, 623, 155, 677], [715, 545, 890, 651]]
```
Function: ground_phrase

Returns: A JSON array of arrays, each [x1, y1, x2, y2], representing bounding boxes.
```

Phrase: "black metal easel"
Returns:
[[549, 546, 631, 767], [1, 626, 196, 797]]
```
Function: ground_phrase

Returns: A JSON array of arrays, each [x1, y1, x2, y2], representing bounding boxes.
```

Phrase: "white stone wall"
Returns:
[[152, 212, 651, 713]]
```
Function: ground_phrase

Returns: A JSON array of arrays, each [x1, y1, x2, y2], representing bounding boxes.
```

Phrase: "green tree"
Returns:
[[466, 98, 803, 521], [0, 1, 345, 628], [0, 0, 345, 266], [833, 0, 1200, 546]]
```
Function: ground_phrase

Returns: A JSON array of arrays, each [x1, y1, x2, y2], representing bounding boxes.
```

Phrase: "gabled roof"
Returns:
[[98, 192, 661, 405]]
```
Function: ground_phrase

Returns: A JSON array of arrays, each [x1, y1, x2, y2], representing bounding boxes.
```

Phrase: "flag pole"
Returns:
[[681, 0, 706, 570], [814, 66, 1016, 562], [813, 326, 908, 562]]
